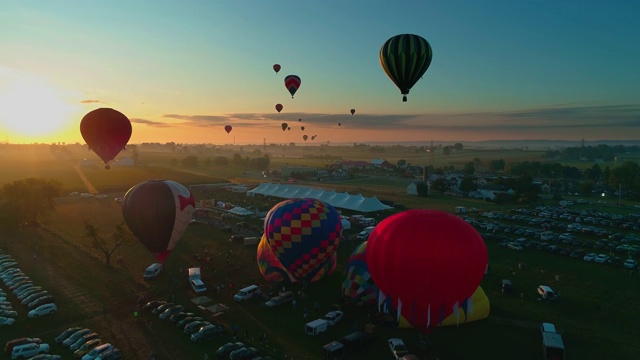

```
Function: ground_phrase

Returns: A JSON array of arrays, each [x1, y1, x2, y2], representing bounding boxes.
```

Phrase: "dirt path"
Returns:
[[71, 164, 98, 194]]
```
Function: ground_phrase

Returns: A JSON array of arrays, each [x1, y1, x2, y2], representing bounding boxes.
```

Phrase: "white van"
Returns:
[[305, 318, 329, 336], [12, 342, 50, 360], [234, 285, 261, 301], [190, 279, 208, 294], [143, 263, 163, 280], [455, 206, 468, 214], [356, 226, 376, 241]]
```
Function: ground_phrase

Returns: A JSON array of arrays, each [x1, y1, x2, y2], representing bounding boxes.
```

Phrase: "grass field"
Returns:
[[1, 145, 639, 360]]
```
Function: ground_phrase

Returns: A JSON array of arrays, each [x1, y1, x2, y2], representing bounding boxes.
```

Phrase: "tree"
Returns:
[[233, 153, 243, 165], [416, 182, 429, 197], [490, 159, 505, 171], [473, 157, 482, 168], [1, 177, 62, 226], [429, 178, 450, 194], [214, 156, 229, 166], [453, 143, 463, 151], [397, 159, 407, 168], [442, 146, 451, 155], [459, 176, 477, 195], [83, 220, 130, 266], [182, 155, 198, 167], [250, 155, 271, 170], [463, 162, 475, 175]]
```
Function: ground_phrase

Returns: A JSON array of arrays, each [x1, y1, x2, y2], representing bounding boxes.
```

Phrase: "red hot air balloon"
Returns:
[[303, 135, 308, 141], [121, 180, 196, 263], [273, 64, 281, 74], [366, 209, 487, 334], [284, 75, 301, 98], [275, 104, 283, 113], [350, 109, 356, 115], [224, 125, 232, 134], [80, 108, 132, 169]]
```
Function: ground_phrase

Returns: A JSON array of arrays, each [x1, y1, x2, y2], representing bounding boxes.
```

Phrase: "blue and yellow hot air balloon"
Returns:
[[264, 198, 342, 282], [342, 241, 378, 306]]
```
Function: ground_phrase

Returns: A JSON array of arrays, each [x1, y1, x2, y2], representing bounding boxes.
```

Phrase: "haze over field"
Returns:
[[1, 1, 639, 145]]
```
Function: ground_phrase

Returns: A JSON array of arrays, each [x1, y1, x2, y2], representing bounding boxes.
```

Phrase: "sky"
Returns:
[[1, 0, 639, 145]]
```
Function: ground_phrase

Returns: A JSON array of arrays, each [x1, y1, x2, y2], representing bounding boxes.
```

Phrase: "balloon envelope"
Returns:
[[121, 180, 196, 263], [301, 126, 305, 131], [350, 109, 356, 115], [264, 198, 342, 282], [276, 104, 283, 113], [366, 209, 487, 334], [380, 34, 433, 102], [284, 75, 301, 98], [303, 135, 308, 141], [342, 241, 378, 306], [281, 123, 288, 131], [257, 235, 295, 283], [224, 125, 232, 134], [80, 108, 132, 168], [273, 64, 281, 74]]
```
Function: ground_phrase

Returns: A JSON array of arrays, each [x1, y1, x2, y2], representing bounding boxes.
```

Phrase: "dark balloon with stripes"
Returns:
[[380, 34, 433, 102]]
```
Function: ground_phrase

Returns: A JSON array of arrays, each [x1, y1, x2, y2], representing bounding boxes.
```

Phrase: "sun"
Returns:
[[0, 72, 79, 141]]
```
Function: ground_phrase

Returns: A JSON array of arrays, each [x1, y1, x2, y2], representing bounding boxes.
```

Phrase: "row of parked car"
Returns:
[[55, 326, 121, 359], [0, 251, 58, 325], [144, 299, 227, 342]]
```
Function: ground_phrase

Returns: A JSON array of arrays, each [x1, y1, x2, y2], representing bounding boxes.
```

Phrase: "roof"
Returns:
[[542, 332, 565, 349], [371, 159, 386, 165]]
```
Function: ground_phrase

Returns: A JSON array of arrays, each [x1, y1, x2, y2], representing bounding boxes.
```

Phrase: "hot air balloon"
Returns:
[[303, 135, 308, 141], [287, 127, 291, 131], [264, 198, 342, 282], [366, 209, 487, 334], [350, 109, 356, 115], [298, 118, 302, 122], [257, 235, 296, 283], [338, 123, 342, 127], [273, 64, 281, 74], [284, 75, 301, 98], [380, 34, 433, 102], [281, 123, 288, 132], [342, 242, 378, 306], [121, 180, 196, 263], [80, 108, 132, 169], [275, 104, 283, 113], [224, 125, 232, 134], [301, 126, 305, 131]]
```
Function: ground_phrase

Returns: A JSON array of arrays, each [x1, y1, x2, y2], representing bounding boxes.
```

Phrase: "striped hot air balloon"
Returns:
[[284, 75, 301, 98], [379, 34, 433, 102]]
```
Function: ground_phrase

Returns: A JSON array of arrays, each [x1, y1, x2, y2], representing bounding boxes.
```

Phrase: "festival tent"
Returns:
[[247, 183, 393, 213], [227, 207, 254, 216]]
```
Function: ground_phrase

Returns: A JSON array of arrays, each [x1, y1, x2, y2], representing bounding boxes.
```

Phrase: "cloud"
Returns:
[[130, 118, 175, 128], [79, 99, 104, 104]]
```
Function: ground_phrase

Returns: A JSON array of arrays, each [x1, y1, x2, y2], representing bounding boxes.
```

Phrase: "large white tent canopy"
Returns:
[[247, 182, 393, 213]]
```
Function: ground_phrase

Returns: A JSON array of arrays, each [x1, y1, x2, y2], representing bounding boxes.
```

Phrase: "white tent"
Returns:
[[227, 207, 254, 216], [247, 182, 393, 213]]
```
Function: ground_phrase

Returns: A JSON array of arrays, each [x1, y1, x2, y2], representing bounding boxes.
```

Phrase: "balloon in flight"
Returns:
[[366, 209, 487, 334], [350, 109, 356, 115], [284, 75, 301, 98], [224, 125, 232, 134], [301, 126, 305, 131], [303, 135, 308, 141], [281, 123, 288, 132], [275, 103, 283, 113], [80, 108, 132, 169], [273, 64, 281, 74], [380, 34, 433, 102], [121, 180, 196, 263]]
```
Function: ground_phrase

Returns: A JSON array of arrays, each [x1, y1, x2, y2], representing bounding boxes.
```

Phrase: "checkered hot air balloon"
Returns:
[[342, 241, 379, 306], [264, 198, 342, 282], [257, 234, 296, 284]]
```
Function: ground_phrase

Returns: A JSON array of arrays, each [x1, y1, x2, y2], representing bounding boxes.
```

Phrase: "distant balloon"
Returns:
[[287, 127, 291, 131], [80, 108, 132, 169], [121, 180, 195, 263], [224, 125, 232, 134], [273, 64, 281, 74], [303, 135, 308, 141], [380, 34, 433, 102], [301, 126, 305, 131], [338, 123, 341, 126], [298, 118, 302, 122], [350, 109, 356, 115], [284, 75, 301, 98], [281, 123, 288, 131], [275, 103, 283, 113]]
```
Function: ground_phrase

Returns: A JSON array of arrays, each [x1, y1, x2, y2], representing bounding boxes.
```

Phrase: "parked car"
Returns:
[[176, 316, 203, 329], [184, 321, 211, 335], [538, 285, 559, 300], [159, 305, 184, 320], [142, 300, 165, 312], [81, 343, 113, 360], [22, 291, 49, 305], [216, 342, 245, 359], [388, 338, 409, 360], [583, 253, 597, 262], [229, 347, 260, 360], [28, 295, 55, 309], [190, 324, 226, 342], [169, 312, 195, 324], [70, 333, 100, 351], [152, 302, 174, 314], [0, 309, 17, 318], [263, 291, 294, 308], [594, 254, 610, 263], [10, 342, 50, 359], [28, 355, 62, 360], [28, 303, 57, 318], [73, 338, 102, 358], [501, 279, 513, 293], [94, 347, 121, 360], [4, 337, 43, 354], [17, 287, 43, 300], [323, 311, 344, 326], [0, 316, 16, 326], [623, 259, 637, 269], [63, 329, 93, 347], [55, 327, 82, 344]]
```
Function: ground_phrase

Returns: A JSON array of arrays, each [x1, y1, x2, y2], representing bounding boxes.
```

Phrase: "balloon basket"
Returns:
[[105, 165, 111, 170]]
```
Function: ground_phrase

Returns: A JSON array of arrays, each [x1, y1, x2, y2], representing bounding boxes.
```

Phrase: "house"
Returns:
[[330, 160, 370, 170], [371, 159, 395, 170]]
